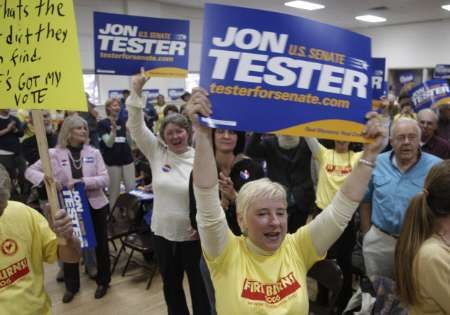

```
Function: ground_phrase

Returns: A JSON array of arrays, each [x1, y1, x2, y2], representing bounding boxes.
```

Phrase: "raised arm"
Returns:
[[307, 113, 385, 256], [304, 137, 322, 158], [187, 89, 229, 258], [126, 67, 159, 159]]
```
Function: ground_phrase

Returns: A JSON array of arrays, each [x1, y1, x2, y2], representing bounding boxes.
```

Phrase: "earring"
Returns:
[[242, 228, 248, 237]]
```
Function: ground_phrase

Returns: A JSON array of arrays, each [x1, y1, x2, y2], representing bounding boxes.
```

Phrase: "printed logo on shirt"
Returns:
[[61, 159, 69, 167], [1, 239, 18, 256], [241, 272, 301, 305], [325, 164, 352, 175], [0, 258, 30, 289]]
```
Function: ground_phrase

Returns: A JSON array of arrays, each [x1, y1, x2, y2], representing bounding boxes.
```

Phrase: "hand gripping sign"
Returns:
[[0, 0, 86, 244], [60, 183, 97, 249], [94, 12, 189, 77], [199, 4, 372, 142]]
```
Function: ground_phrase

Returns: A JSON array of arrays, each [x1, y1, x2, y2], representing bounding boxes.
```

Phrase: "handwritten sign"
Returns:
[[61, 183, 97, 248], [0, 0, 86, 110], [94, 12, 189, 77], [199, 4, 372, 142], [409, 79, 450, 111]]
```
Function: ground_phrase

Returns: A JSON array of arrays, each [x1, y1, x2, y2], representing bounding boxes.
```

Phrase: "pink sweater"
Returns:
[[25, 145, 109, 209]]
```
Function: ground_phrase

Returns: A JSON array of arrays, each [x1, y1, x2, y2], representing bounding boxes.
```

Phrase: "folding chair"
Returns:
[[308, 259, 343, 315], [107, 193, 141, 273]]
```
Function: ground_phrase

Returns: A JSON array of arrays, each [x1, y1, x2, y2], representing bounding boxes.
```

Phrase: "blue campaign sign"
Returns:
[[409, 79, 450, 111], [199, 4, 372, 142], [108, 89, 125, 100], [433, 64, 450, 79], [94, 12, 189, 77], [143, 89, 160, 107], [60, 183, 97, 249], [168, 88, 185, 100], [371, 58, 386, 109], [399, 71, 415, 85]]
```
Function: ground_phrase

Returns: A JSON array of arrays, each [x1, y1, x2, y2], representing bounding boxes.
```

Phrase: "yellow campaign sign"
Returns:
[[0, 0, 86, 111]]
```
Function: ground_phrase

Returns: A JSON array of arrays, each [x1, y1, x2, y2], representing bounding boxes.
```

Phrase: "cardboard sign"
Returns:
[[94, 12, 189, 77], [0, 0, 86, 110], [61, 183, 97, 249], [199, 4, 372, 142], [409, 79, 450, 111], [371, 58, 386, 109]]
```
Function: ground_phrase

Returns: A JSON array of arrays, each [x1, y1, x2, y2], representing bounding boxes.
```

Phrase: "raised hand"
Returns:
[[362, 111, 387, 157], [185, 87, 212, 130], [131, 67, 150, 96]]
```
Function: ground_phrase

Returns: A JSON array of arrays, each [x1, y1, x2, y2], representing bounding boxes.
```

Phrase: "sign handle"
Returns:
[[31, 110, 66, 245]]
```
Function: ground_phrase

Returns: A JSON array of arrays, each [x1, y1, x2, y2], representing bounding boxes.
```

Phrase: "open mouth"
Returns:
[[264, 232, 281, 241]]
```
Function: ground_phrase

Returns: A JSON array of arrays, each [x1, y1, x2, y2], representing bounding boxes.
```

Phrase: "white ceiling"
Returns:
[[156, 0, 450, 29]]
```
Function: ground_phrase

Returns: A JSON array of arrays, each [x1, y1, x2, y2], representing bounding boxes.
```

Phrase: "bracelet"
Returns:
[[359, 158, 376, 168]]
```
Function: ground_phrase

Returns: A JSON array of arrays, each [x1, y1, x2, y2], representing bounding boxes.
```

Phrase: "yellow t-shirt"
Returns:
[[205, 226, 322, 315], [314, 147, 362, 209], [0, 201, 58, 315], [410, 236, 450, 315]]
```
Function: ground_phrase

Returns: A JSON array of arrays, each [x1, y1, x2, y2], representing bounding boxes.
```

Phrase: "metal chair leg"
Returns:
[[122, 248, 135, 276]]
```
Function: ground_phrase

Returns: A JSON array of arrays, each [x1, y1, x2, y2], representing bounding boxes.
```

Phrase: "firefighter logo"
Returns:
[[1, 239, 18, 256]]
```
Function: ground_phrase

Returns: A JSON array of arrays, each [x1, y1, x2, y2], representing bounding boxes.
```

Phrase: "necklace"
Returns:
[[68, 150, 82, 170]]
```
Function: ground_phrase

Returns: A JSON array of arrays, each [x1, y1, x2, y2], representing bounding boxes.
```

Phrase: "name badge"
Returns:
[[84, 156, 94, 163], [115, 136, 126, 143]]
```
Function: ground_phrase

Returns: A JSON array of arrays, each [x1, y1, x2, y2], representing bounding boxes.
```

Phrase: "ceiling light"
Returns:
[[442, 4, 450, 11], [284, 1, 325, 11], [355, 15, 386, 23]]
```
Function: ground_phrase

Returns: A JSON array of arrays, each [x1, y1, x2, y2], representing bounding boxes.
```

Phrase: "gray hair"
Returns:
[[160, 113, 192, 145], [236, 178, 287, 232], [390, 117, 421, 140], [0, 164, 11, 200], [57, 115, 89, 148], [417, 108, 438, 123]]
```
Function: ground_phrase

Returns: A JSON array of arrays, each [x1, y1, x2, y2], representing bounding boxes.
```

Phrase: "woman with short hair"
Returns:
[[126, 69, 210, 315], [98, 98, 135, 209], [395, 160, 450, 314], [187, 87, 385, 315], [25, 115, 111, 302]]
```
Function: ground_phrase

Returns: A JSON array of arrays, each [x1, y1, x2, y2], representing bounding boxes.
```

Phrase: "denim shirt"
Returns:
[[364, 150, 441, 235]]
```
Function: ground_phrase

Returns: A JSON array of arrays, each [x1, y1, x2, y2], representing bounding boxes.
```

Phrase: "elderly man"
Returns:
[[417, 108, 450, 159], [360, 118, 441, 278], [0, 165, 81, 314]]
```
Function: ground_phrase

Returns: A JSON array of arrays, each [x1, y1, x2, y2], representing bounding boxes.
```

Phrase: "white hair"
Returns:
[[390, 117, 421, 139], [236, 178, 287, 231]]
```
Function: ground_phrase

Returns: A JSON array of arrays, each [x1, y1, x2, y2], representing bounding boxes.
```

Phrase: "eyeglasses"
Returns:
[[394, 134, 418, 142]]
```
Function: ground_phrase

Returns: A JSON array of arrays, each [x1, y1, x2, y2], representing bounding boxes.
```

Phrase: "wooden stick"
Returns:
[[31, 110, 66, 245]]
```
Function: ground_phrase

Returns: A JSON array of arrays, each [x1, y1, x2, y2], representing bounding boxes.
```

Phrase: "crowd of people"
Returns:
[[0, 70, 449, 315]]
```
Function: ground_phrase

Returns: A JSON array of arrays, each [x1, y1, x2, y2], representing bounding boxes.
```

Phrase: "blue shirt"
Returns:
[[364, 151, 441, 235]]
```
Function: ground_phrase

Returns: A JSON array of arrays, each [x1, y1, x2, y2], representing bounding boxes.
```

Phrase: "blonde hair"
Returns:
[[57, 115, 89, 148], [104, 98, 120, 116], [395, 160, 450, 306], [236, 178, 287, 231]]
